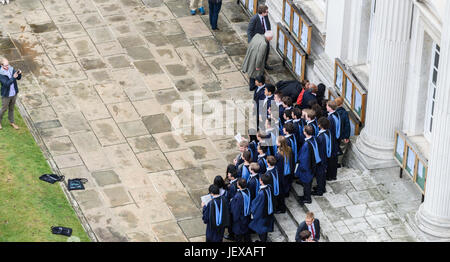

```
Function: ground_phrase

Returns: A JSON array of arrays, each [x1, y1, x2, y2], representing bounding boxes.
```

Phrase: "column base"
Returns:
[[414, 205, 450, 241], [350, 130, 398, 170]]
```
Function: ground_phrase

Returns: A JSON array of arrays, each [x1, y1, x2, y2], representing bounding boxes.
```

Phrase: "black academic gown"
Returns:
[[249, 186, 274, 235], [228, 179, 238, 202], [247, 173, 260, 201], [230, 189, 251, 236], [257, 154, 268, 175], [202, 196, 231, 242]]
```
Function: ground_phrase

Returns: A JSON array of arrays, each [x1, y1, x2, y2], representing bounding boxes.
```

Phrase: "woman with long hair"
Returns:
[[277, 136, 295, 197]]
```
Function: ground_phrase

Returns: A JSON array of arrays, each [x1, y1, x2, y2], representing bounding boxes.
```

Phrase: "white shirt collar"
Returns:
[[260, 185, 268, 189], [231, 178, 238, 184], [267, 166, 275, 171]]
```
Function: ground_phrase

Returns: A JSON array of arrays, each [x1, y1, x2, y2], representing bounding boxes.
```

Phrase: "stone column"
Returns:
[[415, 1, 450, 240], [353, 0, 412, 169], [346, 0, 371, 65]]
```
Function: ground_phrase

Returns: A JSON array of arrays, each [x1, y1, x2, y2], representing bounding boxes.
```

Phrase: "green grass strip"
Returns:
[[0, 107, 90, 242]]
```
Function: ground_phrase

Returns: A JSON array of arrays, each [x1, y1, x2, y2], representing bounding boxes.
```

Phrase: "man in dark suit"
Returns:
[[295, 212, 320, 242], [247, 5, 273, 70]]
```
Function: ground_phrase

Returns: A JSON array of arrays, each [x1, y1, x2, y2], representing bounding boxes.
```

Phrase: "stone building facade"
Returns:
[[265, 0, 450, 240]]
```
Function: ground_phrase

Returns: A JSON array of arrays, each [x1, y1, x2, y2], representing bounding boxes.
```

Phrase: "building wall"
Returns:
[[265, 0, 445, 160]]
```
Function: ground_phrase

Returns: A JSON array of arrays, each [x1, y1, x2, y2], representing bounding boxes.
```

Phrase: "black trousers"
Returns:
[[249, 77, 256, 91], [274, 194, 286, 212], [303, 181, 312, 202], [316, 170, 326, 194], [265, 42, 270, 64], [236, 233, 251, 242], [327, 156, 338, 180], [258, 233, 268, 242]]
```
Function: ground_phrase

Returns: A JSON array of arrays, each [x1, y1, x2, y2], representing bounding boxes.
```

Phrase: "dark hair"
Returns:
[[214, 175, 226, 190], [255, 75, 265, 85], [311, 103, 323, 119], [258, 144, 268, 154], [209, 184, 220, 195], [284, 109, 293, 120], [274, 90, 283, 97], [265, 84, 276, 94], [267, 155, 276, 166], [243, 150, 252, 162], [293, 107, 302, 119], [304, 125, 315, 136], [260, 173, 271, 186], [300, 230, 311, 241], [317, 117, 330, 130], [257, 5, 269, 14], [282, 96, 293, 107], [238, 178, 247, 189], [284, 122, 295, 135], [327, 100, 338, 110], [227, 164, 237, 178]]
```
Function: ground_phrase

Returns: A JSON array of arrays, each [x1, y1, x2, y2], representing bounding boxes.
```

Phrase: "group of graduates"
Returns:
[[202, 77, 351, 242]]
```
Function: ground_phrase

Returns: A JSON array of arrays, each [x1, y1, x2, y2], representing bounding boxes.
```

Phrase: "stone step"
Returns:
[[269, 222, 288, 242], [274, 211, 299, 242]]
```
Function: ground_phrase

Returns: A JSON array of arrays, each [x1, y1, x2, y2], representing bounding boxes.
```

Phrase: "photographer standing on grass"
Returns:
[[0, 58, 21, 130]]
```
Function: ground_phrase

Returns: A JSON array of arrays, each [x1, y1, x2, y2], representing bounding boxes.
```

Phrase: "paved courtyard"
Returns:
[[0, 0, 422, 242]]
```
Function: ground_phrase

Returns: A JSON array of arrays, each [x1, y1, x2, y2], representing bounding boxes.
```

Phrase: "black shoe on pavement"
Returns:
[[311, 191, 323, 196], [224, 234, 235, 241], [265, 65, 274, 70]]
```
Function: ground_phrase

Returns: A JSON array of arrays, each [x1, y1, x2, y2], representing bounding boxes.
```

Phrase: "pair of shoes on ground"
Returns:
[[1, 0, 10, 5], [297, 196, 312, 205], [0, 123, 19, 130], [190, 7, 205, 15]]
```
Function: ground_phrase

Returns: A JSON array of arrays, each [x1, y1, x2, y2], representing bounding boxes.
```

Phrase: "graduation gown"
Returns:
[[238, 163, 251, 181], [202, 196, 231, 242], [266, 129, 278, 157], [306, 119, 319, 137], [328, 111, 342, 141], [286, 134, 298, 163], [295, 138, 316, 183], [247, 173, 260, 201], [242, 34, 268, 78], [249, 186, 274, 234], [228, 179, 238, 202], [317, 130, 331, 172], [266, 166, 284, 197], [248, 141, 258, 162], [230, 189, 251, 235], [257, 154, 268, 175]]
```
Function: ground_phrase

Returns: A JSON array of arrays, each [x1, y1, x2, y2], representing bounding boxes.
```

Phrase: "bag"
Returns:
[[51, 226, 72, 237], [39, 174, 64, 184], [67, 178, 88, 191]]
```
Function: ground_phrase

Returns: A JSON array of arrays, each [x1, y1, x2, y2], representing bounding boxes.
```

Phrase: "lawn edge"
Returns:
[[16, 98, 98, 242]]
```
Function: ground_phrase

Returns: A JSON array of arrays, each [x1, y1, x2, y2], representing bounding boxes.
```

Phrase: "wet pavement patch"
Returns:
[[142, 114, 173, 134], [92, 170, 122, 187], [30, 22, 57, 34], [134, 60, 163, 75]]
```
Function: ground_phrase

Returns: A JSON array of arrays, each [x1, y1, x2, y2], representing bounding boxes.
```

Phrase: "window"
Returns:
[[424, 43, 440, 140]]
